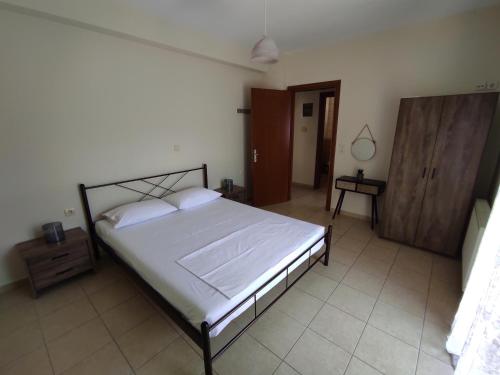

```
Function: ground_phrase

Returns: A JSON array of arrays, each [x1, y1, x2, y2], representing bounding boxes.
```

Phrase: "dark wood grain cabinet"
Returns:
[[381, 93, 498, 257]]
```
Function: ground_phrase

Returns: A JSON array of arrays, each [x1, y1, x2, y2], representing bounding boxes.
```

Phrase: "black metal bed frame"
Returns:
[[79, 164, 332, 375]]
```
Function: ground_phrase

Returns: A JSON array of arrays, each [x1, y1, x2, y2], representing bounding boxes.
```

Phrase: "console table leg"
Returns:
[[371, 195, 375, 230], [332, 190, 345, 219]]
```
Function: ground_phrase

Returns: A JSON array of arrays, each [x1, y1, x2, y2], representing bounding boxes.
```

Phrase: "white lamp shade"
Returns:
[[251, 35, 279, 64]]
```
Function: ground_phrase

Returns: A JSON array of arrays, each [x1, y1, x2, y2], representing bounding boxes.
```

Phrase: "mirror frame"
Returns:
[[351, 137, 376, 161]]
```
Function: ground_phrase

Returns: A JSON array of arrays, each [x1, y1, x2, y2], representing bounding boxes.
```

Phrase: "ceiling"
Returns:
[[123, 0, 500, 52]]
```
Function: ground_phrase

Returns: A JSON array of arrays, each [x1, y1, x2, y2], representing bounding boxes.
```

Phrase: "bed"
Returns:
[[79, 164, 332, 374]]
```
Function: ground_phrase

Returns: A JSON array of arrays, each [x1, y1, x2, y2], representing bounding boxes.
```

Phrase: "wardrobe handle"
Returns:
[[421, 167, 427, 178], [431, 168, 436, 179]]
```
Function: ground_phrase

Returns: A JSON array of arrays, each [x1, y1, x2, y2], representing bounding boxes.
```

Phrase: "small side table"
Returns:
[[332, 176, 386, 230], [215, 185, 247, 204], [16, 227, 96, 297]]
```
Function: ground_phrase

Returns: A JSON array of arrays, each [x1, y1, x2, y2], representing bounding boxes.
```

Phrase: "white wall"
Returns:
[[266, 5, 500, 217], [0, 9, 263, 287], [292, 91, 320, 186]]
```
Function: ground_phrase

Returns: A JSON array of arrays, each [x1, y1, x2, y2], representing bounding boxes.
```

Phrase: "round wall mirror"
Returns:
[[351, 138, 376, 161]]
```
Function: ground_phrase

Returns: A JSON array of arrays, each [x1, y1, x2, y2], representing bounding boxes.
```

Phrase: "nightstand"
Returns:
[[16, 227, 96, 297], [215, 185, 247, 204]]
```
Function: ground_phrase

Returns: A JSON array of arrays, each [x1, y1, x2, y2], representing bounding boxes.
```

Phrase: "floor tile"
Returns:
[[47, 318, 112, 374], [274, 288, 323, 325], [0, 284, 33, 314], [0, 322, 44, 368], [379, 283, 427, 318], [117, 314, 179, 369], [369, 237, 401, 251], [295, 271, 338, 301], [394, 247, 432, 276], [0, 346, 53, 375], [101, 294, 155, 338], [361, 244, 399, 263], [248, 308, 305, 359], [368, 301, 423, 347], [416, 351, 454, 375], [355, 325, 418, 375], [345, 357, 383, 375], [331, 247, 359, 266], [386, 265, 430, 294], [335, 236, 368, 254], [327, 284, 376, 322], [88, 278, 137, 314], [40, 297, 97, 341], [312, 261, 349, 282], [285, 329, 350, 375], [310, 304, 365, 353], [214, 334, 281, 375], [342, 269, 385, 298], [0, 302, 38, 336], [138, 337, 203, 375], [61, 342, 132, 375], [351, 257, 391, 279], [35, 282, 85, 317], [426, 284, 460, 326], [273, 361, 300, 375], [79, 263, 124, 295], [421, 320, 452, 364]]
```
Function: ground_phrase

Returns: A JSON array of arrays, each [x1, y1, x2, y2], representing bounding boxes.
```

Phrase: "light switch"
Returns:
[[173, 145, 180, 152]]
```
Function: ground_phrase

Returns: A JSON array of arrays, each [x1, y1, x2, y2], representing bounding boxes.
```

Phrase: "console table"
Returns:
[[332, 176, 386, 229]]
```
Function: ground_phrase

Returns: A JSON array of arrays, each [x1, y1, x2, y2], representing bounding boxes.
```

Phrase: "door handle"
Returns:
[[421, 167, 427, 178], [253, 149, 259, 163], [431, 168, 436, 179]]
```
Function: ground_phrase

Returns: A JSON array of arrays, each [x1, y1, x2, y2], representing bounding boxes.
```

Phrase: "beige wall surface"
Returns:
[[292, 91, 320, 186], [266, 5, 500, 218], [0, 9, 263, 287]]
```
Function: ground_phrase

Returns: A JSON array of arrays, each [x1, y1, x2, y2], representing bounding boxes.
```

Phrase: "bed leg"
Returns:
[[324, 225, 332, 266], [201, 321, 213, 375]]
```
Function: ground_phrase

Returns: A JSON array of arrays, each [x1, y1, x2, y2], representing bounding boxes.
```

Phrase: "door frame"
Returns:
[[287, 80, 341, 211], [314, 91, 336, 189]]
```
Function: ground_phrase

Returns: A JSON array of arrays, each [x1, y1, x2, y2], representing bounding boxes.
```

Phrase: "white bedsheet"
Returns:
[[96, 198, 325, 336]]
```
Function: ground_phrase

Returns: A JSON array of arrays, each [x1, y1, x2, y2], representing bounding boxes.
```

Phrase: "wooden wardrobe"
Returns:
[[381, 93, 498, 257]]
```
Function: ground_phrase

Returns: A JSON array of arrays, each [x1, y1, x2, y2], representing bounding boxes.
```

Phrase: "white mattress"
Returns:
[[95, 198, 325, 336]]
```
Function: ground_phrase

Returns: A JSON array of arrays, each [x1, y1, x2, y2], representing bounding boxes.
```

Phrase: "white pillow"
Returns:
[[165, 187, 222, 209], [102, 199, 178, 229]]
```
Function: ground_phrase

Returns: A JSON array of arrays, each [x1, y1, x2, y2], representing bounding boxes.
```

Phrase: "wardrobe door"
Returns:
[[415, 93, 498, 256], [380, 97, 443, 244]]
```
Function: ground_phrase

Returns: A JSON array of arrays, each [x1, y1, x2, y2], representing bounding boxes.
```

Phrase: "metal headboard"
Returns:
[[79, 163, 207, 256]]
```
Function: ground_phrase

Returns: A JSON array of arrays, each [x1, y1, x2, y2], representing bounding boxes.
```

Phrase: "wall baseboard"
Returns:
[[338, 210, 371, 222], [0, 277, 28, 295]]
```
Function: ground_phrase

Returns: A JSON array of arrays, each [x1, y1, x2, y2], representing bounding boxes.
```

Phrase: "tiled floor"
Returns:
[[0, 186, 461, 375]]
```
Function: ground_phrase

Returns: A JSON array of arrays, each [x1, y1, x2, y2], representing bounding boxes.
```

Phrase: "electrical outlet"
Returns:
[[64, 208, 75, 216], [476, 81, 499, 91], [173, 145, 180, 152]]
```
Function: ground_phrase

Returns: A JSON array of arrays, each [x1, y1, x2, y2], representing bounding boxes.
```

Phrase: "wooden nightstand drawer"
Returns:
[[33, 257, 93, 289], [16, 227, 95, 297], [28, 242, 89, 271]]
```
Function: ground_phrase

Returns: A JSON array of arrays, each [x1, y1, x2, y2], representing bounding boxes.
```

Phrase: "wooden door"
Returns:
[[380, 97, 443, 244], [251, 88, 292, 206], [415, 93, 498, 256]]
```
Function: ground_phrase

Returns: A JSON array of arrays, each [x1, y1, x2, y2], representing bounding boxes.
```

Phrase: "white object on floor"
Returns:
[[461, 199, 491, 291], [96, 198, 324, 336]]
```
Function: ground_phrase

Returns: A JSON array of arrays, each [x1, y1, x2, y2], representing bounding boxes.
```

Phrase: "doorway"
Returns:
[[288, 81, 341, 211], [249, 81, 340, 209]]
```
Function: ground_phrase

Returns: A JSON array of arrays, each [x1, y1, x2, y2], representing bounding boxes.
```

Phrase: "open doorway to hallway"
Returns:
[[289, 82, 339, 211]]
